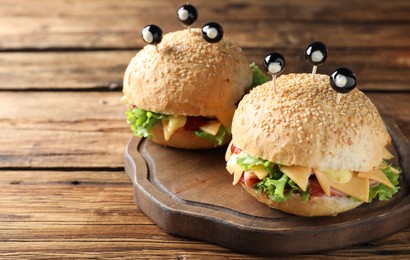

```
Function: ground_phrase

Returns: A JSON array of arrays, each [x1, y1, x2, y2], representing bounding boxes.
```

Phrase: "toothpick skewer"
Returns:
[[312, 65, 318, 79], [336, 93, 342, 104]]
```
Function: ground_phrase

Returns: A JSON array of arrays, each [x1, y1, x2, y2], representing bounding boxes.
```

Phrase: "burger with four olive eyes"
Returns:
[[122, 9, 267, 149], [225, 64, 401, 216]]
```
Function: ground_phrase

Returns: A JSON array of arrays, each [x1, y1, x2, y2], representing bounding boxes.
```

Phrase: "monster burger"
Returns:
[[225, 72, 401, 216], [121, 19, 269, 149]]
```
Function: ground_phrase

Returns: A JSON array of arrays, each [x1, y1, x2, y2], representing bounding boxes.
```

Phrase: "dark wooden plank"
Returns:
[[0, 52, 130, 89], [0, 92, 408, 169], [368, 93, 410, 137], [0, 0, 409, 49], [3, 0, 410, 23], [0, 50, 408, 91]]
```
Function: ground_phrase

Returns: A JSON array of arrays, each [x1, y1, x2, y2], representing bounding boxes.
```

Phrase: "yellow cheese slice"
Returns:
[[315, 169, 369, 202], [226, 153, 244, 185], [200, 120, 221, 136], [226, 164, 244, 185], [390, 167, 400, 174], [280, 165, 311, 192], [251, 165, 269, 180], [331, 175, 369, 202], [232, 167, 244, 185], [358, 169, 394, 188], [383, 147, 394, 160], [226, 153, 237, 173], [313, 169, 331, 197], [162, 115, 187, 141], [216, 105, 236, 127], [225, 141, 233, 162]]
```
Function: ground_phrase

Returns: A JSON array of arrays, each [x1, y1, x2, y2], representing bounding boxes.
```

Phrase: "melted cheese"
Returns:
[[251, 165, 269, 180], [230, 164, 244, 185], [226, 153, 243, 185], [280, 165, 311, 191], [216, 105, 236, 127], [161, 115, 187, 141], [313, 169, 331, 196], [314, 169, 369, 202], [331, 175, 369, 202], [358, 169, 394, 188], [383, 147, 394, 160], [225, 142, 233, 162], [200, 120, 221, 136]]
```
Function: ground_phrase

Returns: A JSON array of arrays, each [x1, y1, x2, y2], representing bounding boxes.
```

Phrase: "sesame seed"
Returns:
[[235, 72, 389, 152]]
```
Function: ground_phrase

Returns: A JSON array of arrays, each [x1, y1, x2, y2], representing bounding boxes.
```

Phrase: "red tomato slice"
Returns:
[[230, 143, 242, 154]]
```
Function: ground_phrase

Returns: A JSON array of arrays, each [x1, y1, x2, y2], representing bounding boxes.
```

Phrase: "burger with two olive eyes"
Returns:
[[225, 73, 401, 216], [122, 25, 267, 149]]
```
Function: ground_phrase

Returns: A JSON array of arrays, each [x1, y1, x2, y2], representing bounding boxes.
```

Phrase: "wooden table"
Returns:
[[0, 0, 409, 258]]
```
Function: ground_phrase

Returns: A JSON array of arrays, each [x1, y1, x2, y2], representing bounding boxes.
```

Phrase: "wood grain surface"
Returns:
[[0, 49, 409, 90], [0, 0, 409, 258], [124, 124, 409, 254]]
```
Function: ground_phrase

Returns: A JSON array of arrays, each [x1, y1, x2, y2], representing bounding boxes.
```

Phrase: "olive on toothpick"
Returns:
[[177, 4, 198, 32], [305, 41, 328, 79], [263, 53, 285, 93], [141, 24, 163, 52], [202, 22, 224, 43], [330, 67, 357, 104]]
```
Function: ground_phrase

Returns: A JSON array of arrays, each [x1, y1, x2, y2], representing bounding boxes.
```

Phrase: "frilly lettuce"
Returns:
[[126, 107, 166, 138], [369, 161, 401, 202], [235, 151, 308, 202], [249, 63, 269, 90]]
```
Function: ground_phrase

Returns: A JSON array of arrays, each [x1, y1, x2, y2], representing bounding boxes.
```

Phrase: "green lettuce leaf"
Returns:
[[258, 174, 289, 202], [235, 151, 307, 202], [126, 107, 166, 138], [249, 63, 269, 90], [369, 161, 401, 202], [193, 125, 231, 146], [236, 151, 270, 171]]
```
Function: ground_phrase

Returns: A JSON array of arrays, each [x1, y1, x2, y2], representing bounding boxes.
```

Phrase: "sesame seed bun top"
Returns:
[[122, 28, 252, 126], [232, 73, 390, 172]]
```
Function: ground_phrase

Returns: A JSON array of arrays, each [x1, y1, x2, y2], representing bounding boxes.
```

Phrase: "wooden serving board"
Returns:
[[124, 119, 410, 255]]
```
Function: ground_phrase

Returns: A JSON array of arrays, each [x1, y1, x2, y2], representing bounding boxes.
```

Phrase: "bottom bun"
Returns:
[[241, 183, 363, 217], [150, 122, 230, 149]]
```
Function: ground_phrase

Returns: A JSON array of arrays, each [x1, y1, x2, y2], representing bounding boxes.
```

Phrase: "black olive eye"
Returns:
[[330, 67, 356, 93], [141, 24, 163, 45], [177, 4, 198, 26], [305, 41, 328, 66], [264, 53, 286, 76], [202, 22, 224, 43]]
